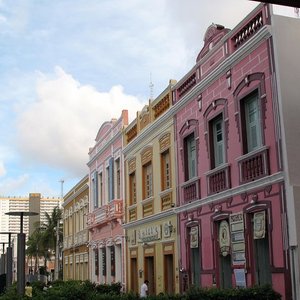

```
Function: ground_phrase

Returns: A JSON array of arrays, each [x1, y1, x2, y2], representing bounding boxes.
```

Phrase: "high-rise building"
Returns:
[[0, 194, 62, 243]]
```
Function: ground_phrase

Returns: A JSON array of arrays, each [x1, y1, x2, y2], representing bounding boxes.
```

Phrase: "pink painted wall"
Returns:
[[87, 110, 128, 285], [174, 5, 290, 299]]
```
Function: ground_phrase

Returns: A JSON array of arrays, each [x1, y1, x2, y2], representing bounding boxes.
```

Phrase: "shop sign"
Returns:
[[138, 225, 161, 242]]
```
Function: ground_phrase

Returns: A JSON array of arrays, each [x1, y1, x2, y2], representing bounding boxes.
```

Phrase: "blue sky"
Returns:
[[0, 1, 294, 198]]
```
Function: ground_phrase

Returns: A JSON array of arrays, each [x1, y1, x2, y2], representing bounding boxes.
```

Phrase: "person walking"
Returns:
[[140, 280, 149, 298], [25, 281, 33, 298]]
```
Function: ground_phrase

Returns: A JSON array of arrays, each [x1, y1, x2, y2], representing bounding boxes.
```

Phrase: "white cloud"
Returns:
[[15, 66, 143, 176], [0, 174, 29, 196], [164, 0, 258, 60]]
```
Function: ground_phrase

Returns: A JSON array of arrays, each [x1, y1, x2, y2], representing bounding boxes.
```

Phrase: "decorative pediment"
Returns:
[[95, 121, 113, 143], [196, 23, 229, 62]]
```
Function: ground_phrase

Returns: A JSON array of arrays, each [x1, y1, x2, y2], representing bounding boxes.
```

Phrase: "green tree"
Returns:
[[39, 206, 63, 253], [26, 229, 44, 274], [27, 206, 63, 275]]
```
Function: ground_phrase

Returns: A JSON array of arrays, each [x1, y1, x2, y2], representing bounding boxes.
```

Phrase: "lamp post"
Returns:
[[55, 179, 64, 280], [0, 232, 17, 288], [5, 211, 38, 296], [0, 242, 8, 275]]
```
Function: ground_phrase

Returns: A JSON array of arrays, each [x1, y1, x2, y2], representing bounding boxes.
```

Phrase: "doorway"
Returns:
[[219, 254, 232, 288], [130, 258, 138, 293], [144, 256, 155, 295], [164, 254, 174, 294], [252, 212, 271, 285]]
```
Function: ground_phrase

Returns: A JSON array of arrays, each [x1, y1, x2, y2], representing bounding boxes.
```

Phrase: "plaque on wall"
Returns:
[[219, 220, 230, 256], [130, 230, 136, 245], [230, 212, 245, 265], [253, 211, 266, 239], [190, 226, 199, 248], [163, 221, 171, 238], [234, 269, 246, 287]]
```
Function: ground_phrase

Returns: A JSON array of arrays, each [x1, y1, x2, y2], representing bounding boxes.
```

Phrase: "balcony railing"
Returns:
[[232, 11, 263, 49], [238, 147, 269, 183], [181, 177, 200, 203], [87, 199, 123, 227], [206, 164, 231, 195], [177, 73, 197, 99]]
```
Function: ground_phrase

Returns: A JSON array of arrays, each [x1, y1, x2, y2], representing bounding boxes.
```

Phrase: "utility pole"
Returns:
[[55, 179, 64, 280]]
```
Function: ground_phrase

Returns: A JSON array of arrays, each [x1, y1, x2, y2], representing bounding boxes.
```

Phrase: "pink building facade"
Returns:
[[173, 4, 299, 299], [87, 110, 128, 286]]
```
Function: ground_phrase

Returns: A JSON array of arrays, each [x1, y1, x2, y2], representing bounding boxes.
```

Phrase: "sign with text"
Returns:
[[138, 225, 161, 242]]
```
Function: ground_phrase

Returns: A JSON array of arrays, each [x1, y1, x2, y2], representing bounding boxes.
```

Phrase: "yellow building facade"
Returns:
[[62, 175, 89, 281], [123, 80, 179, 295]]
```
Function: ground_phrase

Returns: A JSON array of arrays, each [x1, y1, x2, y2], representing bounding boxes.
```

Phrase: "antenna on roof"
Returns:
[[149, 72, 154, 100]]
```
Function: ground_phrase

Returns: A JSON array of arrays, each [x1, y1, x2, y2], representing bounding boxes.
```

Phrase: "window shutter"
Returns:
[[245, 94, 261, 152], [109, 158, 114, 202], [213, 117, 224, 167], [93, 171, 98, 208]]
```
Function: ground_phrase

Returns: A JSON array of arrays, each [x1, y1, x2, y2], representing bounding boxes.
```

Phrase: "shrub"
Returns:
[[95, 282, 122, 295], [0, 281, 281, 300], [186, 284, 281, 300]]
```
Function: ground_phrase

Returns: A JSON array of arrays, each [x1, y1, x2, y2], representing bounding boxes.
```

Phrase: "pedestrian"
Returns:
[[140, 279, 149, 298], [25, 281, 33, 298]]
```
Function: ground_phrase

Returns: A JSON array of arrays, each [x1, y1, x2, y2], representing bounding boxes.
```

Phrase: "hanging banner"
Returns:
[[219, 220, 230, 256], [190, 226, 199, 248], [253, 211, 266, 239]]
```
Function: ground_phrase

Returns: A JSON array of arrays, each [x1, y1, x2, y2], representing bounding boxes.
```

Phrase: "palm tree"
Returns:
[[27, 206, 63, 275], [39, 206, 63, 253], [26, 229, 44, 274]]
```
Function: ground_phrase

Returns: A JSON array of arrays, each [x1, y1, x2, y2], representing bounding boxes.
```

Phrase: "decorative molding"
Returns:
[[173, 172, 284, 214]]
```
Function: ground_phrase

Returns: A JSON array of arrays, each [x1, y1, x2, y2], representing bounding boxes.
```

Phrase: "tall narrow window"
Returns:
[[129, 172, 137, 205], [184, 133, 196, 181], [110, 246, 115, 277], [143, 162, 153, 199], [99, 172, 103, 206], [69, 214, 73, 235], [95, 250, 99, 276], [211, 115, 224, 168], [109, 158, 114, 202], [115, 158, 121, 199], [102, 248, 107, 276], [243, 92, 262, 153], [106, 166, 110, 203], [161, 150, 171, 191], [93, 171, 98, 208]]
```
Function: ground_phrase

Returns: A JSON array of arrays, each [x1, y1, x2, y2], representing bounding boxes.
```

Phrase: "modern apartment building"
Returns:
[[0, 194, 62, 243], [171, 4, 299, 299], [62, 175, 89, 281], [87, 110, 128, 286], [0, 194, 62, 279], [123, 80, 179, 295]]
